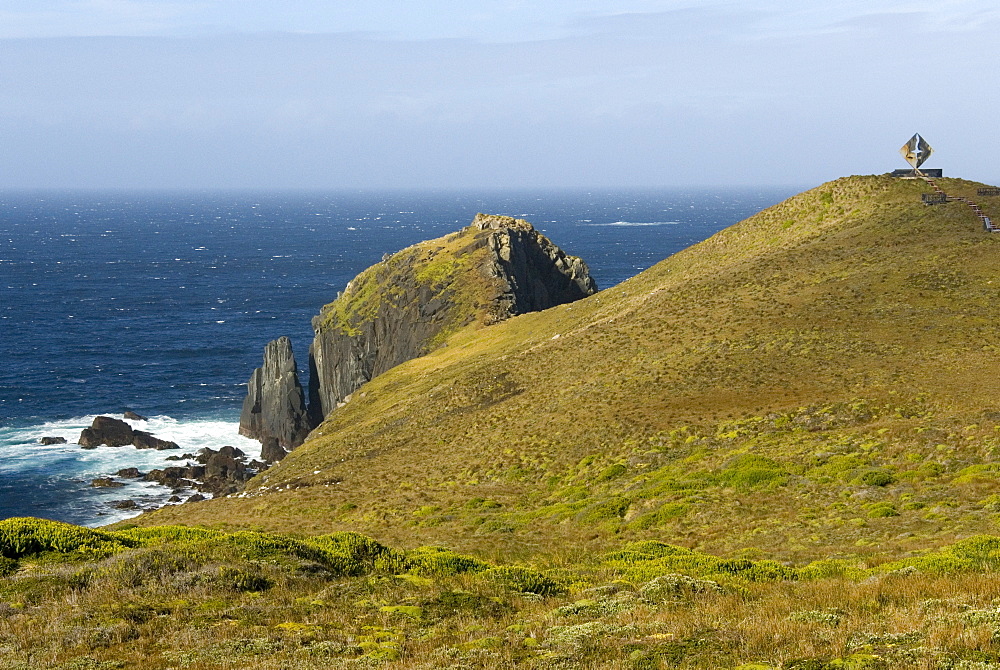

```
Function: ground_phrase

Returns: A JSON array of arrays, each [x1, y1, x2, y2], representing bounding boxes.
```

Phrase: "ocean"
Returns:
[[0, 187, 797, 526]]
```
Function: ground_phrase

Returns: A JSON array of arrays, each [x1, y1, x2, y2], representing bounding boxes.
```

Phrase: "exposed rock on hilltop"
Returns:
[[475, 213, 596, 315], [307, 213, 597, 421], [238, 336, 311, 453]]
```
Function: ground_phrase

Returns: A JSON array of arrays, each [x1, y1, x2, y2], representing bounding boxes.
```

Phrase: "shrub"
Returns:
[[717, 455, 787, 489], [308, 531, 404, 575], [479, 566, 565, 596], [408, 546, 489, 575], [637, 574, 722, 603], [597, 463, 627, 481], [0, 518, 131, 559], [865, 502, 899, 518], [860, 469, 895, 487], [0, 556, 17, 577], [580, 497, 631, 522], [213, 566, 273, 592]]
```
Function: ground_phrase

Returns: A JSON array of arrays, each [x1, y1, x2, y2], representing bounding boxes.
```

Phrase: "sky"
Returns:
[[1, 1, 998, 189]]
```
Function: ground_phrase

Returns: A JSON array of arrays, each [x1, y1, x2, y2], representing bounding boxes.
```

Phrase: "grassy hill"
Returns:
[[132, 175, 1000, 563], [7, 174, 1000, 669]]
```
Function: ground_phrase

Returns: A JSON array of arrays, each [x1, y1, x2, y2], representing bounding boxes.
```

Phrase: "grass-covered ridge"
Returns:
[[133, 175, 1000, 565], [10, 517, 1000, 668], [11, 175, 1000, 667], [314, 224, 498, 344]]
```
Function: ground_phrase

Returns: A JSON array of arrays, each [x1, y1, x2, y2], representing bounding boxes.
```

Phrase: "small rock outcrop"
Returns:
[[123, 411, 147, 421], [141, 446, 258, 499], [78, 416, 178, 450], [39, 437, 67, 445], [90, 477, 124, 488], [132, 431, 179, 450], [239, 336, 311, 451], [79, 416, 134, 448], [307, 213, 597, 421]]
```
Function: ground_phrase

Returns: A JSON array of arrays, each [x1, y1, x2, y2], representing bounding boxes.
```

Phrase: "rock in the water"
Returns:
[[307, 213, 597, 422], [123, 411, 147, 421], [187, 493, 206, 502], [79, 416, 134, 448], [91, 477, 124, 488], [167, 495, 182, 503], [132, 430, 179, 450], [78, 415, 180, 451], [39, 436, 67, 445], [239, 336, 312, 451], [260, 436, 287, 463], [144, 468, 185, 488], [110, 499, 139, 510], [116, 468, 144, 478]]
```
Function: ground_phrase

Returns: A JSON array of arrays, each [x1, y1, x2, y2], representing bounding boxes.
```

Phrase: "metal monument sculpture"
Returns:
[[900, 133, 933, 175]]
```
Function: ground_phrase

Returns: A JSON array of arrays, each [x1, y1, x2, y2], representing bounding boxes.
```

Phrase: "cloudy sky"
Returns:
[[2, 1, 997, 189]]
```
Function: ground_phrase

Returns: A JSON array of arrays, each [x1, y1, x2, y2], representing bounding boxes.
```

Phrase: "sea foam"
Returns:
[[0, 414, 260, 527]]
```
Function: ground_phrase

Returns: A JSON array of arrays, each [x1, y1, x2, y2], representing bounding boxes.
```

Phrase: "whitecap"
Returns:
[[0, 414, 260, 527], [587, 221, 681, 227]]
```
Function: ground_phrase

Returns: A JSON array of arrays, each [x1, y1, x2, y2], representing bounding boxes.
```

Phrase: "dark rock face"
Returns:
[[260, 436, 287, 463], [239, 336, 311, 451], [116, 468, 144, 478], [141, 446, 255, 498], [78, 416, 178, 450], [475, 214, 597, 314], [132, 430, 179, 450], [123, 411, 147, 421], [307, 214, 597, 421], [79, 416, 134, 448], [39, 437, 67, 445]]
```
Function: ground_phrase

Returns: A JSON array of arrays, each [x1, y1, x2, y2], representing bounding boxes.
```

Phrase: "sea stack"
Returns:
[[238, 336, 311, 454]]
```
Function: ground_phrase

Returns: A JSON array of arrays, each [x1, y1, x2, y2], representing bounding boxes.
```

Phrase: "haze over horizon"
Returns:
[[2, 1, 997, 190]]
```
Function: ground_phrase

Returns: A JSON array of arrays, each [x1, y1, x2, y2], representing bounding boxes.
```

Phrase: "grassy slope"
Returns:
[[315, 223, 500, 343], [133, 175, 1000, 565]]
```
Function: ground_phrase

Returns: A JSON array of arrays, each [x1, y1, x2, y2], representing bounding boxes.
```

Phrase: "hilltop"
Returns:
[[8, 175, 1000, 669], [134, 175, 1000, 563]]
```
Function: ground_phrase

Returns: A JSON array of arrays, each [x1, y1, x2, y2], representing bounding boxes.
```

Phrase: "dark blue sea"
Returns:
[[0, 188, 797, 526]]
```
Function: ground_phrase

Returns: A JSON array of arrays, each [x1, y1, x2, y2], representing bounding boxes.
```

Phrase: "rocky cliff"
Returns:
[[238, 336, 311, 455], [307, 213, 597, 422]]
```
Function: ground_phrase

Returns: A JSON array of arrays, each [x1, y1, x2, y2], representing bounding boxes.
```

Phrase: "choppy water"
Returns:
[[0, 187, 797, 525]]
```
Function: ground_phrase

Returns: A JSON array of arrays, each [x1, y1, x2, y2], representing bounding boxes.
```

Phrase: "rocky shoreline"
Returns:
[[42, 413, 271, 517]]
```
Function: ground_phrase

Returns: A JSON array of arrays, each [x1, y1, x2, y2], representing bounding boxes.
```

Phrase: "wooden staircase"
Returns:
[[922, 177, 997, 232]]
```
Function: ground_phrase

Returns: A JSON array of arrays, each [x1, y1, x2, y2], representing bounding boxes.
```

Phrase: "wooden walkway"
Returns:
[[922, 177, 998, 232]]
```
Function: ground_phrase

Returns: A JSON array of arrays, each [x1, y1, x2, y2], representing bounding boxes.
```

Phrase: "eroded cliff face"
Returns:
[[238, 214, 597, 446], [307, 213, 597, 422], [238, 336, 311, 456]]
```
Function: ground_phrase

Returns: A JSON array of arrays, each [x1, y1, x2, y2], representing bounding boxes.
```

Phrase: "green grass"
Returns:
[[39, 174, 1000, 665], [10, 519, 1000, 668], [131, 175, 1000, 566]]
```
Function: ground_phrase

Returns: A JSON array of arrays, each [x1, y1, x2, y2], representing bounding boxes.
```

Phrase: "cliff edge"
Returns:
[[239, 213, 596, 448], [307, 213, 597, 421]]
